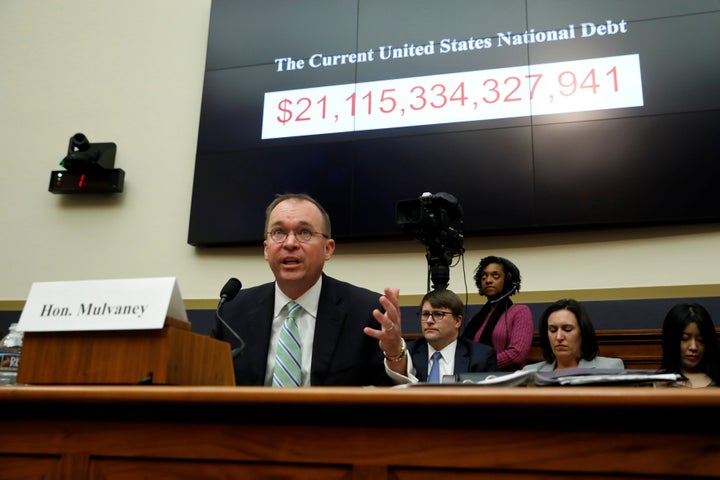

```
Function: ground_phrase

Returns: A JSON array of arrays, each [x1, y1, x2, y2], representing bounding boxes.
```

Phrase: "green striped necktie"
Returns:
[[272, 301, 303, 387]]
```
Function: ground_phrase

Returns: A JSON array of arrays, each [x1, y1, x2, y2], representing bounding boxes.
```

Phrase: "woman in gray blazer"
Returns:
[[523, 299, 624, 372]]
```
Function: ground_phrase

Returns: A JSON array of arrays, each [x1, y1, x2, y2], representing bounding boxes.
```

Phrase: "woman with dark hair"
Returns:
[[523, 298, 624, 371], [661, 303, 720, 387], [462, 256, 533, 371]]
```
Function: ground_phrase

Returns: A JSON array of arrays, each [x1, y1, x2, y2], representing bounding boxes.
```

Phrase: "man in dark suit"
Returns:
[[212, 193, 393, 386], [365, 288, 497, 383]]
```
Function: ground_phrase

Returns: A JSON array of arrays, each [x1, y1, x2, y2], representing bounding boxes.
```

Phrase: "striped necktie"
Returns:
[[272, 301, 303, 387], [428, 351, 443, 384]]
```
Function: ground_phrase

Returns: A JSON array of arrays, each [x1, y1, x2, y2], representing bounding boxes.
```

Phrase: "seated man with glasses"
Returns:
[[365, 288, 497, 384], [212, 192, 395, 386]]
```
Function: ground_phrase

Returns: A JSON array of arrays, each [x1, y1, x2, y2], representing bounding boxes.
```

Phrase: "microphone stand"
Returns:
[[216, 296, 246, 358]]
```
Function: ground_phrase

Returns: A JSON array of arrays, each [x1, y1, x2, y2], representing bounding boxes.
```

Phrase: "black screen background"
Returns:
[[189, 0, 720, 246]]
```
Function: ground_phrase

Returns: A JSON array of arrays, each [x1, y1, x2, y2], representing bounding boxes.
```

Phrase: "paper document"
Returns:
[[398, 368, 683, 387]]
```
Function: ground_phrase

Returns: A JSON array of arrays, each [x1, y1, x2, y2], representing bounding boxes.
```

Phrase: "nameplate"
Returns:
[[18, 277, 188, 332]]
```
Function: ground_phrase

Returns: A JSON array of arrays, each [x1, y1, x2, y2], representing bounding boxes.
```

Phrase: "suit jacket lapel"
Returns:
[[310, 277, 345, 384], [453, 338, 471, 374], [245, 284, 275, 385], [409, 340, 430, 382]]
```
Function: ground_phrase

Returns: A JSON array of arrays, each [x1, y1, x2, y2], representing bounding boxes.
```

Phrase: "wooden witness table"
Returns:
[[1, 385, 720, 479]]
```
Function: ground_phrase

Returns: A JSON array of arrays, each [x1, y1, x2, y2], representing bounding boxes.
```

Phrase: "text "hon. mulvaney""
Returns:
[[40, 303, 149, 318]]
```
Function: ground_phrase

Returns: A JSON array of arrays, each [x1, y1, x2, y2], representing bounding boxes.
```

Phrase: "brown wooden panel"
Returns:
[[16, 321, 234, 386], [4, 418, 720, 479], [393, 469, 679, 480], [0, 455, 61, 480], [2, 386, 720, 479], [90, 458, 353, 480]]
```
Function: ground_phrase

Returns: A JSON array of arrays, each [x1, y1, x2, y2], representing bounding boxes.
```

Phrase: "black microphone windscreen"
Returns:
[[220, 277, 242, 301], [216, 277, 245, 358]]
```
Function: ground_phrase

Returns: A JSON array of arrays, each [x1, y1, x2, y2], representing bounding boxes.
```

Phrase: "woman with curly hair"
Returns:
[[463, 256, 533, 371]]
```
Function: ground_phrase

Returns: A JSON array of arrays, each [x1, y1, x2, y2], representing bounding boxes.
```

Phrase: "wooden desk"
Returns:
[[1, 385, 720, 479]]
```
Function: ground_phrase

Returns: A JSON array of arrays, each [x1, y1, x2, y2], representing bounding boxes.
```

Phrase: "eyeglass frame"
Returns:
[[417, 310, 456, 322], [266, 227, 330, 244]]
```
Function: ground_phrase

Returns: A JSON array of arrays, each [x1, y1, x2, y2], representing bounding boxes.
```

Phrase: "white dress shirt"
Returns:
[[385, 339, 458, 384], [264, 277, 322, 386]]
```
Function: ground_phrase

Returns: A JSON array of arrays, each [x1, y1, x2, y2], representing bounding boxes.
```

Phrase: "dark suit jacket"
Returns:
[[409, 336, 497, 382], [212, 274, 392, 386]]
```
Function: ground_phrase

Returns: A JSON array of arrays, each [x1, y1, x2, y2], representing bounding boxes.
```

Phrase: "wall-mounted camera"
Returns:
[[49, 133, 124, 194], [396, 192, 464, 290]]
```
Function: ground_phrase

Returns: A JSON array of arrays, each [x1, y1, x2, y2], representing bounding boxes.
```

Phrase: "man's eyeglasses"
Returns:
[[417, 311, 455, 322], [266, 228, 329, 244]]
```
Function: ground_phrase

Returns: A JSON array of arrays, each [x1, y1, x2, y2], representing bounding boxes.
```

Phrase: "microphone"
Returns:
[[220, 277, 242, 303], [488, 283, 518, 304], [216, 277, 246, 358], [488, 283, 518, 350]]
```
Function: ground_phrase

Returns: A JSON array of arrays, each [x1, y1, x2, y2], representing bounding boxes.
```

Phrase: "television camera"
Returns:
[[396, 192, 464, 290]]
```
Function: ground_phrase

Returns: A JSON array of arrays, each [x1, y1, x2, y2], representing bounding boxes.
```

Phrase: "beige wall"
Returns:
[[1, 0, 719, 307]]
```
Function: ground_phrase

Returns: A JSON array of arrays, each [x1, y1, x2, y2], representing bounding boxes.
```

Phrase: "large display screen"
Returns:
[[189, 0, 720, 246]]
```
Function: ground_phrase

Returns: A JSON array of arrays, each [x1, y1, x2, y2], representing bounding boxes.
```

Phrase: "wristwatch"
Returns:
[[384, 337, 407, 362]]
